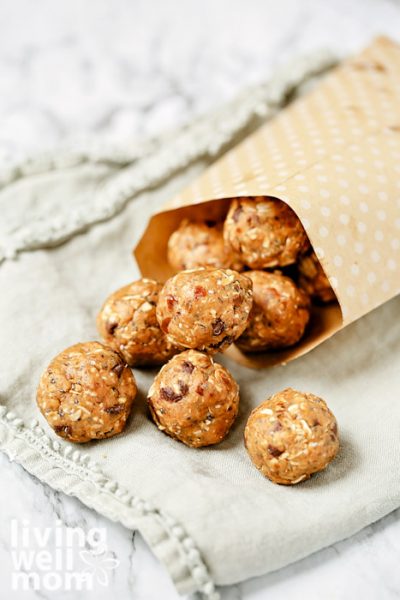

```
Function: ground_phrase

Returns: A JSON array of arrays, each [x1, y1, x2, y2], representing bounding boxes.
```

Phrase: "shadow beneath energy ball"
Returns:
[[294, 434, 360, 489]]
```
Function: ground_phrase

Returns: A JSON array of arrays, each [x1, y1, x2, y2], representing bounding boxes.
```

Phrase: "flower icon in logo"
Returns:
[[79, 548, 120, 586]]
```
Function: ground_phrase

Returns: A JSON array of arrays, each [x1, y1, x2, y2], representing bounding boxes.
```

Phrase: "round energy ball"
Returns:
[[97, 279, 178, 367], [223, 197, 310, 269], [245, 388, 339, 485], [236, 271, 311, 352], [37, 342, 137, 443], [167, 219, 243, 272], [156, 267, 253, 353], [147, 350, 239, 447], [298, 251, 336, 303]]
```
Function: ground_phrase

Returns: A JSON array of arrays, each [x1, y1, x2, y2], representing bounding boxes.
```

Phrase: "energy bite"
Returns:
[[37, 342, 137, 443], [156, 267, 253, 353], [298, 251, 336, 303], [167, 219, 243, 272], [147, 350, 239, 447], [236, 271, 311, 352], [245, 388, 339, 485], [97, 279, 178, 366], [224, 197, 309, 269]]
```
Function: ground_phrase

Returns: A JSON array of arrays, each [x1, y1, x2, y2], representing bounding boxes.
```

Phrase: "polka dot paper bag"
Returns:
[[135, 37, 400, 367]]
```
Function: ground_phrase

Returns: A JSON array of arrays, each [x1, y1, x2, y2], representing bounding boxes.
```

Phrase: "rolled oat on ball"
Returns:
[[37, 342, 137, 443], [147, 350, 239, 447], [244, 388, 339, 485], [223, 197, 310, 269], [156, 267, 253, 353], [236, 270, 311, 352], [167, 219, 243, 272], [97, 279, 179, 367]]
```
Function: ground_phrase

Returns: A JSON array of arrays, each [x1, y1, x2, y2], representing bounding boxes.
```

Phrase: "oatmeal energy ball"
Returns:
[[156, 267, 253, 353], [298, 251, 336, 303], [168, 219, 242, 272], [245, 388, 339, 485], [148, 350, 239, 447], [37, 342, 137, 443], [97, 279, 178, 366], [224, 197, 309, 269], [236, 271, 310, 352]]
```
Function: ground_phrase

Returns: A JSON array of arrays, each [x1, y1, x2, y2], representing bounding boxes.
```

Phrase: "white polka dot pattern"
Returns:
[[166, 37, 400, 325]]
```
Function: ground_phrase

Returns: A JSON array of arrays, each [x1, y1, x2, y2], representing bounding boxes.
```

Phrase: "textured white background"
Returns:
[[1, 0, 400, 598]]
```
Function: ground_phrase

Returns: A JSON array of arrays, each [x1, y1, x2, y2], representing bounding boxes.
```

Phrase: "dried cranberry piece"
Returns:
[[232, 293, 244, 307], [54, 425, 72, 436], [212, 318, 225, 336], [268, 444, 283, 458], [194, 286, 207, 300], [181, 361, 194, 374], [166, 295, 177, 311], [161, 317, 171, 333], [106, 321, 118, 335], [160, 386, 184, 402], [208, 335, 234, 350], [112, 363, 125, 377], [178, 381, 189, 397]]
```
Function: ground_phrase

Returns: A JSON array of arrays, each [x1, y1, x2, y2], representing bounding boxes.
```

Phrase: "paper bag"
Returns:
[[135, 37, 400, 367]]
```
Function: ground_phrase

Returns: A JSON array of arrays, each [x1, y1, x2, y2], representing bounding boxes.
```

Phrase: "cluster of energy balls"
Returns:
[[36, 196, 339, 485]]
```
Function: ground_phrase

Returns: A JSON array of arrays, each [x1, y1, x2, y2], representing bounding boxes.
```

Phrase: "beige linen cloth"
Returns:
[[0, 51, 399, 598]]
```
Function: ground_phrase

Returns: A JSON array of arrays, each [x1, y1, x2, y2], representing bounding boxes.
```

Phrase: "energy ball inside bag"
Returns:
[[147, 350, 239, 447], [37, 342, 137, 443], [167, 219, 243, 272], [224, 197, 309, 269], [298, 251, 336, 303], [245, 388, 339, 485], [97, 279, 179, 367], [156, 267, 253, 353], [236, 271, 311, 352]]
